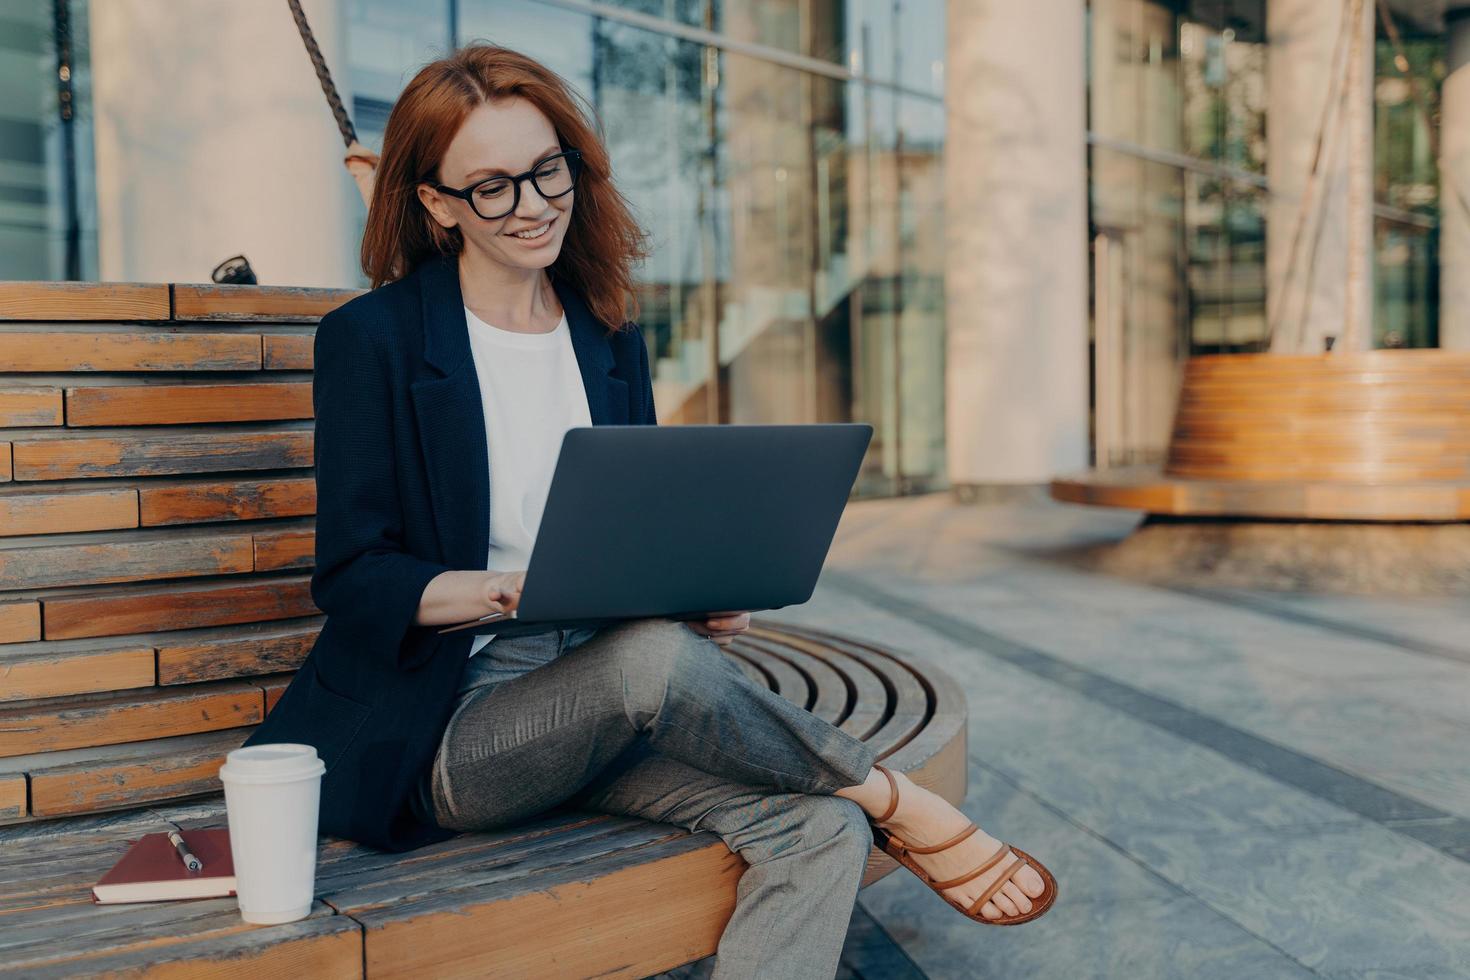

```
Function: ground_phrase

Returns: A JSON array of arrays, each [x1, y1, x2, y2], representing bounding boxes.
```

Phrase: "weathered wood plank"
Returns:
[[12, 728, 252, 818], [65, 382, 312, 426], [0, 488, 137, 537], [355, 834, 740, 980], [0, 645, 155, 702], [0, 283, 170, 321], [0, 911, 362, 980], [10, 428, 312, 480], [0, 682, 263, 758], [0, 332, 261, 372], [253, 528, 314, 572], [41, 576, 316, 640], [259, 674, 292, 713], [158, 623, 317, 685], [173, 283, 360, 322], [139, 476, 315, 526], [0, 602, 41, 643], [262, 333, 314, 369], [0, 531, 255, 590], [0, 443, 10, 482], [0, 387, 63, 427], [0, 776, 23, 822]]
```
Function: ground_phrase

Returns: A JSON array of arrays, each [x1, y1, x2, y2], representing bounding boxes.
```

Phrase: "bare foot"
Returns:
[[870, 770, 1046, 920]]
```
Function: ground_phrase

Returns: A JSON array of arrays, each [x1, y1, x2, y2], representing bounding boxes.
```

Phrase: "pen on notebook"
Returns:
[[168, 830, 203, 872]]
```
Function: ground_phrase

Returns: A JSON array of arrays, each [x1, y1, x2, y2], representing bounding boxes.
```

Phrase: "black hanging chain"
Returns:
[[285, 0, 358, 148]]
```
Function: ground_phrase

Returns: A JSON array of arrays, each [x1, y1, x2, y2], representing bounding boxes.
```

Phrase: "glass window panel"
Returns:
[[0, 0, 97, 281]]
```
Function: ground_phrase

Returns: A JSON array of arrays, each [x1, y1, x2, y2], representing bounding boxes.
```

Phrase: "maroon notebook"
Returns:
[[91, 829, 236, 904]]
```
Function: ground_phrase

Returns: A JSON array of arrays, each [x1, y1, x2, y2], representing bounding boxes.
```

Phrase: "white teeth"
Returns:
[[512, 222, 550, 240]]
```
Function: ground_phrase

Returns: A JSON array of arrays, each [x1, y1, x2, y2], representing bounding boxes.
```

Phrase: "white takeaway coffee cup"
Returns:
[[218, 744, 326, 925]]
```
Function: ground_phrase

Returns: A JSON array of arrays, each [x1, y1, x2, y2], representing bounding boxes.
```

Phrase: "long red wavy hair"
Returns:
[[360, 44, 650, 333]]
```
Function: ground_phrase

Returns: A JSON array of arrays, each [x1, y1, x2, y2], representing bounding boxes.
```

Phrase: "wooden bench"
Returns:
[[0, 282, 967, 978], [1050, 351, 1470, 594]]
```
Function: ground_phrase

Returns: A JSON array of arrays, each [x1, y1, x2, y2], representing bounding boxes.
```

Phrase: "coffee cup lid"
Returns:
[[220, 743, 325, 783]]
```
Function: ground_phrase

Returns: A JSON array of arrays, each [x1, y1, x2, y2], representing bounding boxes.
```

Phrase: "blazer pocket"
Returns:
[[302, 666, 373, 777]]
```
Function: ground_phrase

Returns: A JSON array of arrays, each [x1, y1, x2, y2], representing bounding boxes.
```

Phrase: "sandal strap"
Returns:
[[969, 855, 1029, 916], [929, 840, 1008, 891], [904, 821, 981, 855], [873, 764, 899, 824]]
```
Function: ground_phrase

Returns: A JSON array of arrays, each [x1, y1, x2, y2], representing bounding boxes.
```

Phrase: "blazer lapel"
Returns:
[[408, 254, 627, 571]]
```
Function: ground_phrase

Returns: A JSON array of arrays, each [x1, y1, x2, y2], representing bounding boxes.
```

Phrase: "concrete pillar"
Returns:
[[1442, 6, 1470, 349], [944, 0, 1088, 486], [89, 0, 360, 287], [1266, 0, 1375, 352]]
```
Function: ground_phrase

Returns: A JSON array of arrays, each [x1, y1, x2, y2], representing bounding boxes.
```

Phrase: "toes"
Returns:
[[981, 900, 1003, 921], [993, 893, 1019, 917], [1015, 865, 1046, 898], [1001, 880, 1032, 914]]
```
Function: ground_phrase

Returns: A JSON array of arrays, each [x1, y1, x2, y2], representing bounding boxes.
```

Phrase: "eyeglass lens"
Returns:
[[472, 155, 577, 218]]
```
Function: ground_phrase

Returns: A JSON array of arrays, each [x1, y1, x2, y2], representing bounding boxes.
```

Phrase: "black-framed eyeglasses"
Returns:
[[426, 148, 582, 220]]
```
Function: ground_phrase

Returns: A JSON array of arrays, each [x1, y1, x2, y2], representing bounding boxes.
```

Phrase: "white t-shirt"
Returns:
[[463, 304, 592, 658]]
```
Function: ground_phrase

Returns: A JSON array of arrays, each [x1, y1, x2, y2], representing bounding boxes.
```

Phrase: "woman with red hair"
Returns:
[[246, 43, 1054, 979]]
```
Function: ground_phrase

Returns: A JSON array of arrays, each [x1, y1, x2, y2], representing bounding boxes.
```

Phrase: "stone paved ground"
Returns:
[[656, 490, 1470, 979]]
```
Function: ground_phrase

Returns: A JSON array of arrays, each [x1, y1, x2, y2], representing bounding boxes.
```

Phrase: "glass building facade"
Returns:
[[346, 0, 947, 497], [1, 1, 1461, 488], [1086, 0, 1449, 466]]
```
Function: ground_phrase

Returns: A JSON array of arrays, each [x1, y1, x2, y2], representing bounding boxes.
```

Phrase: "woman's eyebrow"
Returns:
[[465, 145, 562, 180]]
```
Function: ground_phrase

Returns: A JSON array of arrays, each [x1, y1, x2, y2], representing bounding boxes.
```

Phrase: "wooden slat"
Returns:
[[0, 645, 155, 702], [10, 728, 251, 818], [737, 644, 812, 709], [0, 488, 137, 537], [0, 332, 261, 371], [261, 674, 292, 713], [750, 630, 888, 740], [263, 333, 315, 369], [738, 635, 848, 725], [65, 382, 312, 426], [358, 834, 738, 980], [0, 776, 23, 821], [0, 530, 254, 590], [0, 681, 263, 758], [11, 427, 312, 480], [172, 283, 360, 321], [254, 528, 315, 571], [0, 601, 40, 642], [139, 476, 316, 526], [0, 282, 170, 321], [0, 387, 63, 427], [0, 443, 10, 482], [1053, 466, 1470, 520], [41, 576, 317, 640], [158, 622, 318, 685]]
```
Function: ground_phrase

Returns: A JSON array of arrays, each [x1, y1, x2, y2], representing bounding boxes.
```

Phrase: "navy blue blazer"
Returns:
[[241, 252, 658, 853]]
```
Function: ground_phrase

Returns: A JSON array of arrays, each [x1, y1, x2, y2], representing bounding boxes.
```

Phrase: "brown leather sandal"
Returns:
[[867, 763, 1057, 926]]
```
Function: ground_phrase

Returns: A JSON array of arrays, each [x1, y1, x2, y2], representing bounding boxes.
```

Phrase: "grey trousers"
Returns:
[[409, 617, 880, 980]]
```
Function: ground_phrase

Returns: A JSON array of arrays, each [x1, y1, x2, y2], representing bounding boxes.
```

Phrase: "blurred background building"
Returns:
[[0, 0, 1462, 496]]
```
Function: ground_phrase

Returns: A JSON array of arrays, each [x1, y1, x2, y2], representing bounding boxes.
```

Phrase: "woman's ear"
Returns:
[[416, 184, 459, 230]]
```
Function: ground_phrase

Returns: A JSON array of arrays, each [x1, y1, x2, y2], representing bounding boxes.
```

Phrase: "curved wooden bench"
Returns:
[[0, 622, 965, 980], [1053, 350, 1470, 521], [0, 281, 967, 979]]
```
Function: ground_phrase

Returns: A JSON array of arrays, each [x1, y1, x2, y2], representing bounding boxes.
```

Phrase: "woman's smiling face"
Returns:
[[418, 97, 573, 272]]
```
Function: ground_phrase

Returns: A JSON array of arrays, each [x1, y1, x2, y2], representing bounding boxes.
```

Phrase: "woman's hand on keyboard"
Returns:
[[481, 570, 527, 616]]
